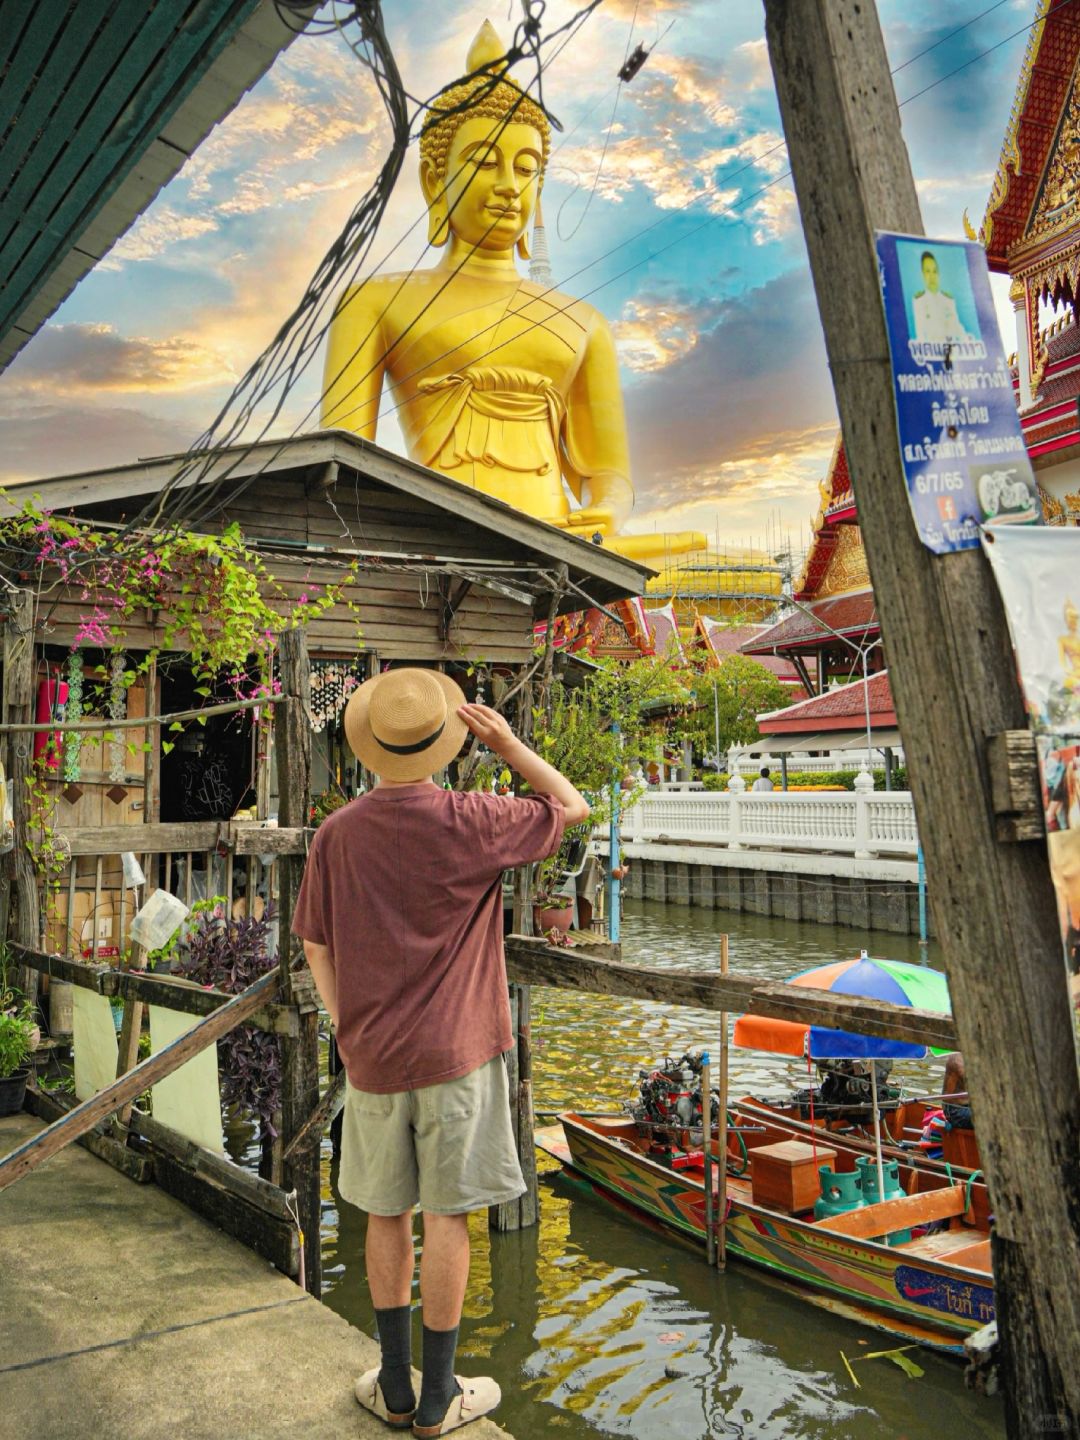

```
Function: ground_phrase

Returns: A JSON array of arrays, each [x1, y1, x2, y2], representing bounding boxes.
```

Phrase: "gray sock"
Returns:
[[415, 1323, 462, 1428], [374, 1304, 415, 1415]]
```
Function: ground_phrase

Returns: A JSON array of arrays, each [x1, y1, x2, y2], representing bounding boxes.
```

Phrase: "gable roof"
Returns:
[[0, 428, 651, 613], [692, 615, 803, 685], [796, 437, 859, 600], [0, 0, 309, 370], [982, 0, 1080, 270], [758, 670, 895, 735], [740, 589, 879, 656]]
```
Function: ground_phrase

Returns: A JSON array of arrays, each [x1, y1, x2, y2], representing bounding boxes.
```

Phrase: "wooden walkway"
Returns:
[[0, 1114, 511, 1440]]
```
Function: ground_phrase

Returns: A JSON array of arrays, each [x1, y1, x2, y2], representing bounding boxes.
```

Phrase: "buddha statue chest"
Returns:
[[384, 280, 592, 520]]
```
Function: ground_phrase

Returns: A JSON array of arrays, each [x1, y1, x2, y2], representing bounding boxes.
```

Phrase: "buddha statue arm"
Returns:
[[320, 284, 388, 437], [560, 313, 634, 536]]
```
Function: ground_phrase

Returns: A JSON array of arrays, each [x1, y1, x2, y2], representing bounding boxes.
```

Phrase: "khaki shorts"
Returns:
[[338, 1055, 526, 1216]]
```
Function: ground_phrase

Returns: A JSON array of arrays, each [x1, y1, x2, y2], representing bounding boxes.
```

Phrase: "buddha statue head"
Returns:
[[419, 21, 551, 259], [1067, 599, 1079, 634]]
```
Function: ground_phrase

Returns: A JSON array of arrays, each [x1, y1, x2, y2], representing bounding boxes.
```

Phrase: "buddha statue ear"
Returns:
[[421, 157, 450, 248], [516, 229, 532, 261], [428, 200, 450, 248]]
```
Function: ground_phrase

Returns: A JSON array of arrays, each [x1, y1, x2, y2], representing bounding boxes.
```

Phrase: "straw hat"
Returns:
[[343, 667, 468, 780]]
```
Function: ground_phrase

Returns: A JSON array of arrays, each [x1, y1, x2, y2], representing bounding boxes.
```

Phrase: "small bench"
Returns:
[[812, 1182, 966, 1239]]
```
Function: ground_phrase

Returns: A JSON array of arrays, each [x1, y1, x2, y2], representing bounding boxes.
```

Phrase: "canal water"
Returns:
[[317, 901, 1005, 1439]]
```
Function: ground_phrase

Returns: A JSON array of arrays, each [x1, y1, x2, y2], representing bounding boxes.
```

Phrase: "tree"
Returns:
[[679, 655, 788, 760]]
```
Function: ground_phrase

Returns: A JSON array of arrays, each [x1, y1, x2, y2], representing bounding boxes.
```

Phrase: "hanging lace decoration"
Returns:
[[62, 650, 83, 783], [108, 653, 127, 784], [309, 660, 361, 732]]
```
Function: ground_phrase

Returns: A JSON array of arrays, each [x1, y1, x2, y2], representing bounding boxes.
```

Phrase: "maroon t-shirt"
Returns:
[[291, 784, 565, 1092]]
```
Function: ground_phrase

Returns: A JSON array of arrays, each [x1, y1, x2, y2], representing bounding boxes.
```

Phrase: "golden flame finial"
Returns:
[[467, 20, 507, 76]]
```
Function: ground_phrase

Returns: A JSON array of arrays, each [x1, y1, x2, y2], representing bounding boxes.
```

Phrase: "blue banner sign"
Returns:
[[876, 232, 1041, 553]]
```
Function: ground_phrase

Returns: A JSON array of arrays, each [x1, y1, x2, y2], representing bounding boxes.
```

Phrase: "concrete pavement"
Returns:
[[0, 1113, 511, 1440]]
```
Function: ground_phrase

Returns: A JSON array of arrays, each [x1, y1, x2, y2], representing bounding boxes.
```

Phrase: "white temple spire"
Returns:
[[529, 196, 553, 287]]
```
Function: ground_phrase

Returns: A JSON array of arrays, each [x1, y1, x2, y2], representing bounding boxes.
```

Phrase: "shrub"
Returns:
[[177, 903, 281, 1136]]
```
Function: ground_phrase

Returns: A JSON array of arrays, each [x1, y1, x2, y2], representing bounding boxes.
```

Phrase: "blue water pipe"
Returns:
[[607, 723, 621, 943], [917, 843, 928, 964]]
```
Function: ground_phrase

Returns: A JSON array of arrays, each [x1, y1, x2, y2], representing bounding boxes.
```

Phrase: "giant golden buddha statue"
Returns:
[[321, 21, 703, 567]]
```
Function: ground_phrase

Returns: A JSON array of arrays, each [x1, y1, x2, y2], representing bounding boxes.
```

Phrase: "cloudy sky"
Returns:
[[0, 0, 1039, 555]]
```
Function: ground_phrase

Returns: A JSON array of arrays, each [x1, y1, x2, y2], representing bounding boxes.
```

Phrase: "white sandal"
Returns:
[[354, 1367, 416, 1431], [412, 1375, 502, 1436]]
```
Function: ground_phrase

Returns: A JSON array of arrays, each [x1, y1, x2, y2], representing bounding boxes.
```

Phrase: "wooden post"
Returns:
[[717, 932, 729, 1270], [492, 666, 540, 1232], [274, 626, 321, 1295], [764, 4, 1080, 1429], [3, 590, 38, 1001], [701, 1051, 715, 1266]]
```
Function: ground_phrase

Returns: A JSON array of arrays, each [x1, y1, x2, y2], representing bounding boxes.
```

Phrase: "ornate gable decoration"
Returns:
[[983, 0, 1054, 254], [1028, 60, 1080, 247]]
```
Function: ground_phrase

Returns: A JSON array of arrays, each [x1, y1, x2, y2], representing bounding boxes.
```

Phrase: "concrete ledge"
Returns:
[[0, 1114, 512, 1440], [607, 839, 918, 883], [599, 844, 929, 938]]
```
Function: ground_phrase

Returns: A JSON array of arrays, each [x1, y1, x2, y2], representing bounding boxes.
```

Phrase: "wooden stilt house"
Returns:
[[0, 429, 649, 1283]]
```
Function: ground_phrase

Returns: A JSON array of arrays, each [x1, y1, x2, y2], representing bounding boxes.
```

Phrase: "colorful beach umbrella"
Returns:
[[732, 953, 952, 1061], [733, 953, 953, 1201]]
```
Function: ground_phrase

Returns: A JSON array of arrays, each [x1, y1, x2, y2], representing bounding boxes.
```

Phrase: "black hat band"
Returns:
[[371, 718, 447, 756]]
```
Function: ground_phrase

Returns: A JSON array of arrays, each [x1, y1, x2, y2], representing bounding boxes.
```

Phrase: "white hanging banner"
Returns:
[[983, 526, 1080, 1004]]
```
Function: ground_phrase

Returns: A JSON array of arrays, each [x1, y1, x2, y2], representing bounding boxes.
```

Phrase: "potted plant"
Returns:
[[0, 975, 39, 1115], [533, 853, 575, 936]]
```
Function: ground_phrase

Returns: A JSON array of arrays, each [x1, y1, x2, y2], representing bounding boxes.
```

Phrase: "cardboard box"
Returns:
[[43, 888, 134, 960]]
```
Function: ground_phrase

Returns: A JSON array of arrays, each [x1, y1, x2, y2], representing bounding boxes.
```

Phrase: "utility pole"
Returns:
[[763, 4, 1080, 1433]]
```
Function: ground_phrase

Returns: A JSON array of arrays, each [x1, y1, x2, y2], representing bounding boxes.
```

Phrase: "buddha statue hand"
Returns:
[[559, 472, 634, 539]]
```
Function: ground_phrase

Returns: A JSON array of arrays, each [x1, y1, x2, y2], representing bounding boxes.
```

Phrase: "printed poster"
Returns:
[[876, 232, 1041, 553], [983, 526, 1080, 1009]]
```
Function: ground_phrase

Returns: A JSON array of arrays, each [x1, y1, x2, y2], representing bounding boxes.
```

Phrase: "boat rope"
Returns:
[[726, 1113, 749, 1177], [964, 1169, 984, 1218]]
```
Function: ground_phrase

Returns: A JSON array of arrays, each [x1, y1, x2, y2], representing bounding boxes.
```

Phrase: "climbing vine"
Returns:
[[0, 499, 364, 879]]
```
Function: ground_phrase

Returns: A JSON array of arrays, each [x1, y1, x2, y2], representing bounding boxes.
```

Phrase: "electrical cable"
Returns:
[[340, 0, 1064, 442], [556, 0, 640, 243], [0, 0, 1054, 585], [146, 0, 603, 537]]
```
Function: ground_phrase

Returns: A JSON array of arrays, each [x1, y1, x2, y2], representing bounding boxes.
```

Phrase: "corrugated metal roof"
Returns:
[[0, 428, 652, 611], [0, 0, 309, 370]]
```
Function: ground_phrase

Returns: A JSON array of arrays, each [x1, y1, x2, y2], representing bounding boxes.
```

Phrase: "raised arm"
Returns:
[[320, 282, 389, 437], [459, 704, 590, 826]]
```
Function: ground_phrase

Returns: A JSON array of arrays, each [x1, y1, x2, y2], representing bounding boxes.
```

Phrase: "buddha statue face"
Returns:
[[421, 116, 543, 253], [418, 22, 550, 257]]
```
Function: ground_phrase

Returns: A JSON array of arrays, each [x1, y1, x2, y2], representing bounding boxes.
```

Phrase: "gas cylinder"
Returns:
[[856, 1155, 911, 1244], [813, 1165, 864, 1221]]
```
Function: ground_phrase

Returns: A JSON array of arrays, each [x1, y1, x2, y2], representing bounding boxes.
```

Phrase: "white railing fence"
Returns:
[[621, 787, 919, 859], [725, 751, 904, 776]]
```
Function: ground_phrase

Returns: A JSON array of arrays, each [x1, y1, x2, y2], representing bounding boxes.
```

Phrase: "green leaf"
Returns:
[[887, 1352, 924, 1379], [161, 741, 175, 756], [169, 722, 183, 732]]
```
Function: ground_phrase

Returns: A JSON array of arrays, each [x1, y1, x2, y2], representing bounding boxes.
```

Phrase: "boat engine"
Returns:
[[631, 1050, 719, 1134]]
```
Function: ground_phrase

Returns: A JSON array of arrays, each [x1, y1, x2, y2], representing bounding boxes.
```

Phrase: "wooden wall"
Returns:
[[36, 467, 541, 663]]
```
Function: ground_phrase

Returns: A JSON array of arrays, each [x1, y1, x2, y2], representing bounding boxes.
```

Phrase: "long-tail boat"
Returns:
[[536, 1109, 993, 1354]]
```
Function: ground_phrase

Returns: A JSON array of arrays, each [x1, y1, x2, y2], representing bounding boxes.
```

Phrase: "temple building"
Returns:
[[742, 0, 1080, 754], [979, 0, 1080, 518]]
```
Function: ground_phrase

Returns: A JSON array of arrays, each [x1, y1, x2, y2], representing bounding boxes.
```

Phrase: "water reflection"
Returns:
[[319, 901, 1003, 1439]]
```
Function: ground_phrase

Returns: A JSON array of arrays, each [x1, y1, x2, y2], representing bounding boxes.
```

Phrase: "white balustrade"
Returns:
[[620, 787, 918, 858]]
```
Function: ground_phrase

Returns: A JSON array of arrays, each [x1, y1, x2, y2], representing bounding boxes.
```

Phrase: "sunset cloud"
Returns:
[[621, 269, 837, 530], [5, 324, 236, 394]]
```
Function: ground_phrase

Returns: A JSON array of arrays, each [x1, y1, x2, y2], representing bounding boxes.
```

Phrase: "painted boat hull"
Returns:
[[541, 1115, 994, 1355]]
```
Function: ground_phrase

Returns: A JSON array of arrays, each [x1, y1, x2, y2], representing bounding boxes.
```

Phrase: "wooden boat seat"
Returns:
[[948, 1237, 992, 1273], [812, 1182, 966, 1239]]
